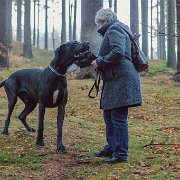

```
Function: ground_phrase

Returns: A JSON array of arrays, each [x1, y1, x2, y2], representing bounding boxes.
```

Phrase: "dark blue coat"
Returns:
[[96, 20, 142, 109]]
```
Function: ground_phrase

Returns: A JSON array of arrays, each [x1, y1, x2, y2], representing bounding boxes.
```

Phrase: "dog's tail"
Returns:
[[0, 80, 6, 88]]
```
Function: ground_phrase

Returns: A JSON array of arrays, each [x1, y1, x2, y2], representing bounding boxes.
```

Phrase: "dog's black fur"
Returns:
[[77, 51, 97, 68], [0, 41, 90, 152]]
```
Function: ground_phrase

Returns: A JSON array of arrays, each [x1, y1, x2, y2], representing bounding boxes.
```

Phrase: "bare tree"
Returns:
[[141, 0, 148, 58], [16, 0, 22, 42], [61, 0, 66, 44], [167, 0, 176, 69], [23, 0, 33, 58], [0, 0, 9, 67]]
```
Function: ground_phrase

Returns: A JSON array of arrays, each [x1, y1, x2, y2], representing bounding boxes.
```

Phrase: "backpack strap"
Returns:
[[118, 23, 141, 50], [118, 23, 134, 41]]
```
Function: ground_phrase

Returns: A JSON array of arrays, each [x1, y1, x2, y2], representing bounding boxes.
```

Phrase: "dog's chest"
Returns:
[[53, 89, 59, 104]]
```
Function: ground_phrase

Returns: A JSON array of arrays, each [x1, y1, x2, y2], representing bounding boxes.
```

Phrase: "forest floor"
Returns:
[[0, 42, 179, 179]]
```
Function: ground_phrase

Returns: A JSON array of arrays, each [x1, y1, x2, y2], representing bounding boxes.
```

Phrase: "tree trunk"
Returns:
[[109, 0, 112, 8], [130, 0, 139, 45], [33, 0, 36, 46], [150, 0, 153, 59], [61, 0, 66, 44], [167, 0, 176, 69], [114, 0, 117, 14], [172, 0, 180, 81], [176, 0, 180, 73], [37, 0, 40, 47], [69, 1, 73, 41], [44, 0, 48, 49], [23, 0, 33, 58], [16, 0, 22, 42], [52, 27, 55, 50], [157, 0, 160, 59], [81, 0, 103, 54], [159, 0, 166, 60], [80, 0, 103, 79], [6, 0, 12, 49], [141, 0, 148, 58], [0, 0, 9, 68], [73, 0, 77, 40]]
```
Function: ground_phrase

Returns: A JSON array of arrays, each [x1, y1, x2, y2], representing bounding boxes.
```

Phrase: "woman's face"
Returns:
[[97, 19, 108, 28]]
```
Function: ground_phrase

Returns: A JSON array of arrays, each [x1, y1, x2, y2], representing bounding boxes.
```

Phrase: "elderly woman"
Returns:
[[91, 8, 142, 163]]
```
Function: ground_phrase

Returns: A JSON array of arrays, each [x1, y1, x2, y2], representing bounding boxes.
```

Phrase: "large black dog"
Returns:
[[0, 41, 90, 152]]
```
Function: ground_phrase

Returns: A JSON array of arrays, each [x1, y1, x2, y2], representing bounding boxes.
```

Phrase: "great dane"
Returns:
[[0, 41, 90, 152]]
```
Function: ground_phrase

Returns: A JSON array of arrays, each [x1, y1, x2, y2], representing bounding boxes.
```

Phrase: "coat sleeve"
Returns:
[[96, 28, 126, 68]]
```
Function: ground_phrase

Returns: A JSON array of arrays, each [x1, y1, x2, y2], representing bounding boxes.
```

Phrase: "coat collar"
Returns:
[[97, 19, 117, 36]]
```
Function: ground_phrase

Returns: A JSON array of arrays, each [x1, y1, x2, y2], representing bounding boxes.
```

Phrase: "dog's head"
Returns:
[[54, 41, 91, 68]]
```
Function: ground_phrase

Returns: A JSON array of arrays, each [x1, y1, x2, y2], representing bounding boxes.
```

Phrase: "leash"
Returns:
[[48, 64, 66, 77], [88, 71, 101, 98]]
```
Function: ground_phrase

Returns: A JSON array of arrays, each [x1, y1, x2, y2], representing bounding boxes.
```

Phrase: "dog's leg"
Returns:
[[36, 103, 45, 146], [2, 93, 17, 135], [57, 105, 66, 153], [18, 101, 37, 132]]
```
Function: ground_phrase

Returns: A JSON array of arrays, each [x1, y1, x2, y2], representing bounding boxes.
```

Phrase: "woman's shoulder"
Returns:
[[108, 21, 128, 35]]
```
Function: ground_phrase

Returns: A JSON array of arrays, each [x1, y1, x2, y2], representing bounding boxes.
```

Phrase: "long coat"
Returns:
[[96, 20, 142, 110]]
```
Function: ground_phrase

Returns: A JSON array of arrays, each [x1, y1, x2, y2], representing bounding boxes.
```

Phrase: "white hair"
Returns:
[[95, 8, 117, 25]]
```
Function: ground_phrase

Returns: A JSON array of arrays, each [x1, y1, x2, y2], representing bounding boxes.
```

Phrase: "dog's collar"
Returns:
[[48, 65, 66, 77]]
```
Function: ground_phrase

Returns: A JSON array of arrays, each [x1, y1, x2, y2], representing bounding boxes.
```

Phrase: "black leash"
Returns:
[[88, 71, 101, 98]]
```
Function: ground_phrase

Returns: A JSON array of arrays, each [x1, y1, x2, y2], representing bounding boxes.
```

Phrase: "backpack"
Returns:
[[119, 25, 149, 72]]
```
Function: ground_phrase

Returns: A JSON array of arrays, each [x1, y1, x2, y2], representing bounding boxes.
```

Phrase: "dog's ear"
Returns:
[[54, 44, 66, 55]]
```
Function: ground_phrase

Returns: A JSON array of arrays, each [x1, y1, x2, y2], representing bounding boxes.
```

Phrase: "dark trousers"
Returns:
[[103, 106, 128, 160]]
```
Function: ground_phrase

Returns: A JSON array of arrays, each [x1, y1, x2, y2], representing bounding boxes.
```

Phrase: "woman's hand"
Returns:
[[91, 60, 98, 69]]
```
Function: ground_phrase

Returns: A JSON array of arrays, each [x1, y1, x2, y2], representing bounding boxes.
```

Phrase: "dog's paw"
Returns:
[[36, 139, 45, 146], [57, 145, 66, 153], [2, 131, 9, 136], [28, 127, 36, 132]]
